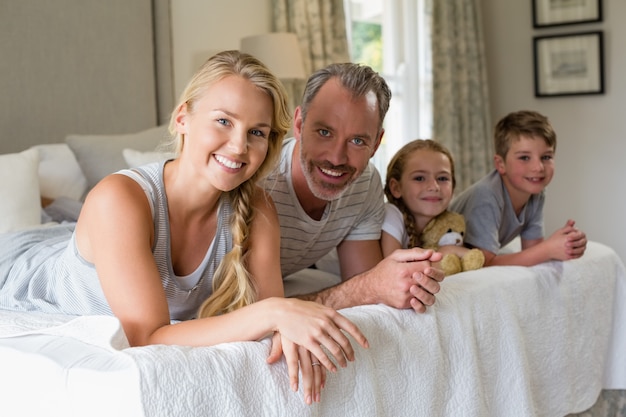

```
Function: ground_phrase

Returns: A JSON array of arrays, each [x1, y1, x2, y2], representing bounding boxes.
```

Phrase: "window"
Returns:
[[344, 0, 433, 178]]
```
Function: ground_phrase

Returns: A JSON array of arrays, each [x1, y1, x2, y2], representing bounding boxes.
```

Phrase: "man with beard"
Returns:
[[261, 63, 444, 314]]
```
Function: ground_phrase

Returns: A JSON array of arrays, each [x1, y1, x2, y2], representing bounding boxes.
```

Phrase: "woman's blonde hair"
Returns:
[[384, 139, 456, 248], [166, 50, 291, 318]]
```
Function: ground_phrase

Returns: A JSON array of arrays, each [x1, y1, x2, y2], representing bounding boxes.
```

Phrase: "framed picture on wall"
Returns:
[[532, 0, 602, 28], [533, 31, 604, 97]]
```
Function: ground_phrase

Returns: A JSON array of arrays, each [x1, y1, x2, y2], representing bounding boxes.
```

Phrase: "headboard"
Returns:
[[0, 0, 173, 155]]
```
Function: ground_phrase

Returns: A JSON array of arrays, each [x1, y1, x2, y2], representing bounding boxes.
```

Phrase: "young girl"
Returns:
[[381, 139, 472, 262], [0, 50, 367, 405]]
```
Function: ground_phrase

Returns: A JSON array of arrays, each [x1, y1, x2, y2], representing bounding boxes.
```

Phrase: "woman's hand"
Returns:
[[266, 298, 367, 403], [271, 298, 368, 369], [298, 347, 326, 405], [271, 333, 327, 404]]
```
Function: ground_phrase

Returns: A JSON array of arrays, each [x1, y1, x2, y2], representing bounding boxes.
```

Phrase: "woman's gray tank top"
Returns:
[[0, 160, 233, 320]]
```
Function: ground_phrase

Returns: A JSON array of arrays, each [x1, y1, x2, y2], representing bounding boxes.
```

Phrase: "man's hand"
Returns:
[[369, 247, 445, 312], [307, 247, 445, 312]]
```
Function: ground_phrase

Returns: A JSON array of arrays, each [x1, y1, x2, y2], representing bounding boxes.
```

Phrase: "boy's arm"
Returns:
[[481, 239, 548, 266], [480, 220, 587, 266]]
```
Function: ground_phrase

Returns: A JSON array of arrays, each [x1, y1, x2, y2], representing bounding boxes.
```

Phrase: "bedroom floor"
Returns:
[[568, 390, 626, 417]]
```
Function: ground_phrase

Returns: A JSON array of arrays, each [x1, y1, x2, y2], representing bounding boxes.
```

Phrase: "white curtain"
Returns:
[[341, 0, 433, 178], [271, 0, 351, 112], [271, 0, 492, 189], [342, 0, 492, 190], [432, 0, 492, 191], [272, 0, 350, 72]]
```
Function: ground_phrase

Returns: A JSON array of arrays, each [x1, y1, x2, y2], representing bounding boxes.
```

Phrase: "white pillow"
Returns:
[[66, 125, 169, 190], [31, 144, 88, 201], [0, 148, 41, 233], [122, 148, 176, 168]]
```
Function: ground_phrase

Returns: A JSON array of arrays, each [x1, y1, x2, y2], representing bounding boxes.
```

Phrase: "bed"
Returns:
[[0, 132, 625, 417]]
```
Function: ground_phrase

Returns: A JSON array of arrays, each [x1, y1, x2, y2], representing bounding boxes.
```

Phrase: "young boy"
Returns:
[[449, 110, 587, 266]]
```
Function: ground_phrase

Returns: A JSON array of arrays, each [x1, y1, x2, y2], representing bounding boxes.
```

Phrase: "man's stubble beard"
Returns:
[[298, 138, 358, 202]]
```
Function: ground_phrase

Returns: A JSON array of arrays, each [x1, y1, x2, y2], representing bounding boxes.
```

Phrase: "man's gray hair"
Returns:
[[300, 63, 392, 133]]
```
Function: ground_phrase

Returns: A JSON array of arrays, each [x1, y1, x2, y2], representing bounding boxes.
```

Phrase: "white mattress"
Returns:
[[1, 241, 625, 417]]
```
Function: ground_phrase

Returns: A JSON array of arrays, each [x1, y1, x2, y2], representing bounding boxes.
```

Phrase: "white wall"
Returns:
[[481, 0, 626, 263], [170, 0, 272, 98], [171, 0, 626, 264]]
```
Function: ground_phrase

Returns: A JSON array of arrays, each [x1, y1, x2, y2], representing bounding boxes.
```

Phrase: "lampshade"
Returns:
[[240, 33, 306, 80]]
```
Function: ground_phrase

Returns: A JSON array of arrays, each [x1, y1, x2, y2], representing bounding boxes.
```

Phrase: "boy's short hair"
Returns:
[[494, 110, 557, 158]]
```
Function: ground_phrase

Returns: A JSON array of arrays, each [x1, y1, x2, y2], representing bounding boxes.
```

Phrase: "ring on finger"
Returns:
[[311, 362, 321, 366]]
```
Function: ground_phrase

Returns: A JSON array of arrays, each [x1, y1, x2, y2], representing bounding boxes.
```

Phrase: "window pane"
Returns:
[[345, 0, 432, 181]]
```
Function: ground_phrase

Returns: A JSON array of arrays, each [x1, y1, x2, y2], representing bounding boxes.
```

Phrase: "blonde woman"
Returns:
[[0, 51, 367, 405]]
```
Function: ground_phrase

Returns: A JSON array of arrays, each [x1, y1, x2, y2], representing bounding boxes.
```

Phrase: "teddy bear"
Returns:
[[420, 211, 485, 276]]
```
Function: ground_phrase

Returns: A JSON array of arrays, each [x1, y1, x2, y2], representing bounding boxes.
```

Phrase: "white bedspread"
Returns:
[[1, 241, 624, 417]]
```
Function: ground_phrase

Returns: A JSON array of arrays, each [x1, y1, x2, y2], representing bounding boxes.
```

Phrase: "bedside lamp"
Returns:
[[240, 33, 306, 81]]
